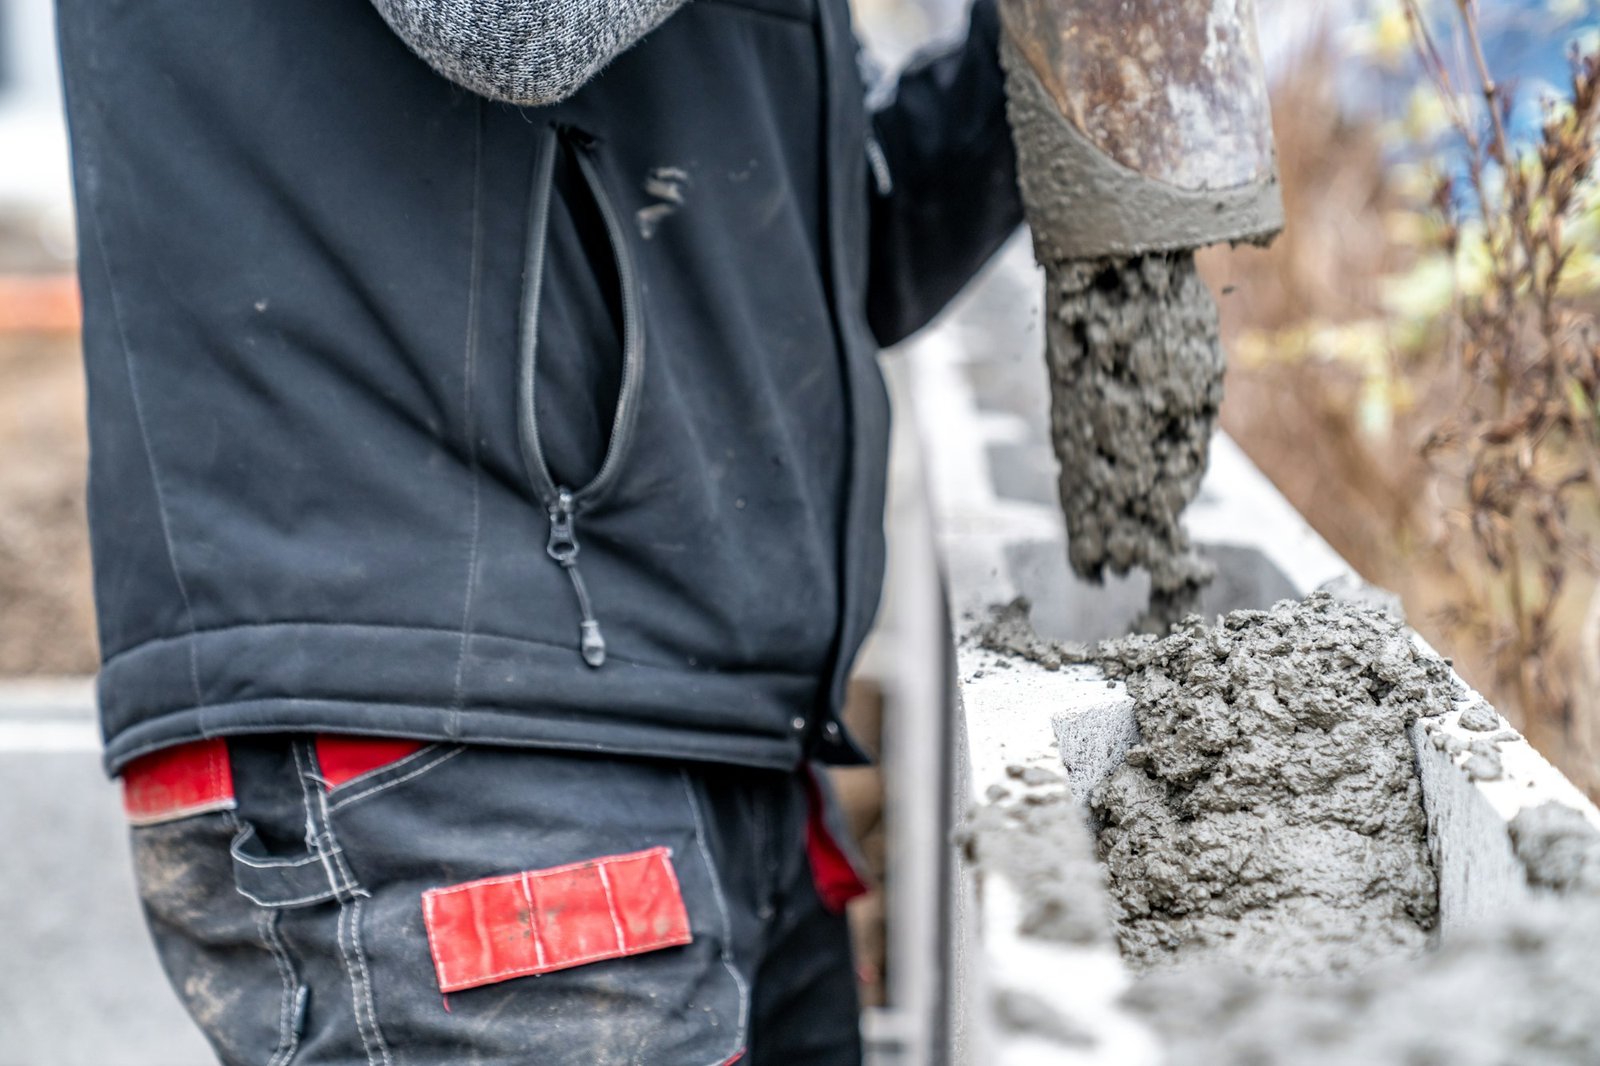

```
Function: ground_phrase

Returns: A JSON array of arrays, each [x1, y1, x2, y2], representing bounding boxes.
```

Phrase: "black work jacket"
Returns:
[[57, 0, 1022, 775]]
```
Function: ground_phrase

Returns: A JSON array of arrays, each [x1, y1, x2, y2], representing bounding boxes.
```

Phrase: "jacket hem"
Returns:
[[98, 621, 821, 776], [103, 699, 805, 778]]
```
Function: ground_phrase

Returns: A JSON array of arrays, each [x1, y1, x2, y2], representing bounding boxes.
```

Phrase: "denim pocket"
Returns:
[[322, 747, 750, 1065], [321, 740, 466, 814]]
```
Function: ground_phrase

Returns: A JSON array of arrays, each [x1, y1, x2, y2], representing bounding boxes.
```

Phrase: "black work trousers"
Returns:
[[127, 737, 864, 1065]]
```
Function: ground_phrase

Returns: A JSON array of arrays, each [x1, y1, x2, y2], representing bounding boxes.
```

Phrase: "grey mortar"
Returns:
[[1127, 807, 1600, 1064], [1458, 697, 1500, 732], [1462, 737, 1504, 782], [990, 989, 1095, 1049], [970, 590, 1600, 1059], [1090, 592, 1457, 977], [1125, 898, 1600, 1066], [970, 597, 1094, 670], [957, 785, 1113, 948], [1510, 801, 1600, 894], [1040, 253, 1226, 632]]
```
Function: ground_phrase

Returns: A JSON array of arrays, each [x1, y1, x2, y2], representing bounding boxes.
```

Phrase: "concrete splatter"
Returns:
[[636, 166, 688, 240], [1510, 801, 1600, 895]]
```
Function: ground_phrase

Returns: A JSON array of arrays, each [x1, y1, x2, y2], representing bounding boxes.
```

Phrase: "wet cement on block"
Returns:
[[1041, 254, 1225, 633], [1510, 801, 1600, 895], [970, 596, 1600, 1060], [1127, 812, 1600, 1065], [1126, 901, 1600, 1065], [1091, 593, 1454, 976], [959, 776, 1113, 948], [959, 771, 1120, 1053]]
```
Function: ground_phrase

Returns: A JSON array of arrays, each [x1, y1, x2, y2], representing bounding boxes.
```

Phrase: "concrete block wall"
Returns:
[[899, 237, 1600, 1064]]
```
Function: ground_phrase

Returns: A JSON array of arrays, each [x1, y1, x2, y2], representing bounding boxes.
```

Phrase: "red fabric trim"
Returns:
[[721, 1051, 747, 1065], [122, 738, 235, 825], [421, 846, 693, 994], [802, 769, 871, 914], [315, 735, 428, 789]]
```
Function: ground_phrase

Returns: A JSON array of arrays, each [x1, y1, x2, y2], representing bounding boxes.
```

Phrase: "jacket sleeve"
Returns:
[[865, 0, 1025, 347], [369, 0, 689, 107]]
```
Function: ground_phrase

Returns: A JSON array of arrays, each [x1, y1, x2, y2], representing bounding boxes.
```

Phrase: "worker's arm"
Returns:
[[865, 0, 1024, 347], [369, 0, 688, 107]]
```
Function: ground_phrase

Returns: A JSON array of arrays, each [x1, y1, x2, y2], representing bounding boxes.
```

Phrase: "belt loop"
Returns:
[[228, 737, 364, 908]]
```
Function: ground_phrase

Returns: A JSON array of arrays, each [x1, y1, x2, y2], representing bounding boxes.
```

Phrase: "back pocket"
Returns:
[[423, 846, 693, 992]]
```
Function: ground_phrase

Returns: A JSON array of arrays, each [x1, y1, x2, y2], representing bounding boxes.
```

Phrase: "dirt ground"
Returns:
[[0, 329, 96, 675]]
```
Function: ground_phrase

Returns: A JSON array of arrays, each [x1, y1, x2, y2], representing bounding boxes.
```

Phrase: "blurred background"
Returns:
[[2, 0, 1598, 1062]]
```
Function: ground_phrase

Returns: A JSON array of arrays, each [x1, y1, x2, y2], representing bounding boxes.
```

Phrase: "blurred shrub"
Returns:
[[1208, 0, 1600, 796]]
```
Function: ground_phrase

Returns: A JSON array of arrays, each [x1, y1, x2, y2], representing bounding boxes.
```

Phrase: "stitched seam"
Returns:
[[680, 771, 751, 1063], [230, 827, 326, 871], [259, 909, 300, 1066], [596, 862, 628, 953], [305, 742, 365, 897], [435, 932, 694, 991], [328, 747, 465, 813], [422, 892, 446, 988], [424, 847, 673, 900], [323, 742, 443, 797], [519, 871, 548, 971], [83, 189, 204, 708], [125, 797, 236, 827], [349, 898, 394, 1066], [98, 621, 815, 678], [111, 724, 799, 777], [293, 745, 349, 900], [336, 903, 381, 1066], [232, 850, 323, 870], [319, 819, 365, 900], [238, 886, 339, 909], [450, 97, 486, 718]]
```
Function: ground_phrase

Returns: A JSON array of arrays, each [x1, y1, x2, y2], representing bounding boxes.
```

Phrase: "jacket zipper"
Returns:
[[516, 123, 646, 668], [811, 0, 872, 763], [547, 488, 607, 666]]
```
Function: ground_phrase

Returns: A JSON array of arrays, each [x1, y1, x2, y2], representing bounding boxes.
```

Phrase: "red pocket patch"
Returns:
[[421, 847, 693, 993]]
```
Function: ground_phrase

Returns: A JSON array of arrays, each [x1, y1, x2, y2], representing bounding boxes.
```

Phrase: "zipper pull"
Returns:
[[547, 490, 607, 668]]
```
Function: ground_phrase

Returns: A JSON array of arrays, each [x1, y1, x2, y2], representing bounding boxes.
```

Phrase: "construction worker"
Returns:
[[56, 0, 1020, 1061]]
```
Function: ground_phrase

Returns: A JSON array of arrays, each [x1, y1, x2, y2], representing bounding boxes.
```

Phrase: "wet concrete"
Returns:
[[1002, 540, 1298, 645], [1092, 593, 1453, 976], [969, 591, 1600, 1064], [1038, 253, 1226, 633], [959, 783, 1112, 948], [1127, 815, 1600, 1065], [999, 7, 1284, 635], [1511, 802, 1600, 895], [1126, 897, 1600, 1066]]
